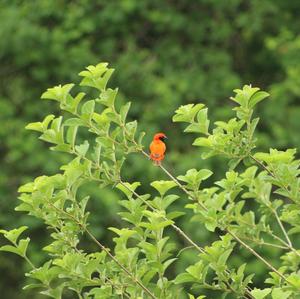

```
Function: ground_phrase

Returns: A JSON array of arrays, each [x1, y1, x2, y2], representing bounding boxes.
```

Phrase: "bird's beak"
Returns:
[[164, 136, 168, 140]]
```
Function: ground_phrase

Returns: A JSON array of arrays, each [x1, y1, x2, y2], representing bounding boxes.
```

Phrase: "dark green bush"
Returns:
[[1, 1, 300, 298]]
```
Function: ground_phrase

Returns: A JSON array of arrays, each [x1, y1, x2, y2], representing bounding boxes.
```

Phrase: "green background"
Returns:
[[1, 1, 300, 298]]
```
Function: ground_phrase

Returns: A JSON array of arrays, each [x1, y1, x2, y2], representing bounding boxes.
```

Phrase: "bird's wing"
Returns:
[[150, 141, 166, 155]]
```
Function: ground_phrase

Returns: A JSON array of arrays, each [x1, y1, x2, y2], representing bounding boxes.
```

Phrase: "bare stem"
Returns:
[[11, 239, 36, 270], [227, 230, 288, 282], [141, 149, 207, 211], [23, 255, 36, 269], [273, 209, 293, 248], [239, 235, 289, 250], [249, 155, 273, 176]]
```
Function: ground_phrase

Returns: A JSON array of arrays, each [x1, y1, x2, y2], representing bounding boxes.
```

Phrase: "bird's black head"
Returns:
[[154, 133, 167, 141]]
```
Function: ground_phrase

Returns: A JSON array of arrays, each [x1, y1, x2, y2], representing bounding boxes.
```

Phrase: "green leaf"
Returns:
[[79, 62, 114, 91], [196, 108, 209, 134], [173, 104, 205, 123], [70, 92, 86, 114], [26, 115, 55, 132], [177, 169, 212, 190], [287, 273, 300, 289], [64, 118, 87, 127], [218, 248, 232, 266], [26, 261, 59, 285], [161, 194, 180, 209], [137, 131, 146, 146], [271, 288, 292, 299], [51, 116, 63, 132], [0, 245, 22, 256], [18, 238, 30, 256], [0, 226, 28, 244], [254, 149, 296, 164], [125, 120, 137, 136], [120, 102, 131, 123], [251, 288, 271, 299], [75, 140, 89, 157], [166, 211, 185, 220], [92, 112, 110, 126], [81, 100, 95, 116], [198, 169, 213, 180], [163, 258, 177, 272], [249, 91, 269, 108], [205, 217, 217, 232], [116, 182, 141, 199], [22, 283, 45, 290], [39, 129, 57, 144], [174, 273, 196, 284], [150, 180, 177, 196], [193, 137, 212, 147], [41, 83, 74, 102], [231, 85, 259, 107], [184, 123, 202, 133], [97, 88, 118, 107], [40, 284, 65, 299], [66, 126, 78, 148], [188, 295, 206, 299], [25, 122, 44, 132], [87, 286, 112, 298], [18, 182, 34, 193]]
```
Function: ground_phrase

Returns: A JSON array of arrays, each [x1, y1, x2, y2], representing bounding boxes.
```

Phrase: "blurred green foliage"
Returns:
[[1, 1, 300, 298]]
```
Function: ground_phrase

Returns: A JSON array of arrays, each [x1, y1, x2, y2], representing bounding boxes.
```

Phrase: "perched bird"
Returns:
[[149, 132, 167, 165]]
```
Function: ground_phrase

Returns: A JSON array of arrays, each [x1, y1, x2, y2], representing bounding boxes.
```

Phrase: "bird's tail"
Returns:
[[150, 153, 164, 166], [153, 160, 161, 166]]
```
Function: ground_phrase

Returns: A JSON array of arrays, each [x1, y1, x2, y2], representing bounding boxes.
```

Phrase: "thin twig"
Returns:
[[10, 239, 36, 269], [239, 235, 289, 250], [249, 155, 273, 177], [236, 218, 291, 249], [140, 149, 207, 211], [273, 209, 293, 248], [23, 255, 36, 269], [227, 231, 288, 282]]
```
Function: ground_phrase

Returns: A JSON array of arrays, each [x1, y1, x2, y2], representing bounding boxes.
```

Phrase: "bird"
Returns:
[[149, 132, 167, 166]]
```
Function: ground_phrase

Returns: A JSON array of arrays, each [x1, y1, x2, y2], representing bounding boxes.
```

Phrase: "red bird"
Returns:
[[149, 133, 167, 165]]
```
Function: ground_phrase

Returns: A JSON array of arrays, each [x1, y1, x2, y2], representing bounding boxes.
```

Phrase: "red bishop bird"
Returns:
[[149, 132, 167, 166]]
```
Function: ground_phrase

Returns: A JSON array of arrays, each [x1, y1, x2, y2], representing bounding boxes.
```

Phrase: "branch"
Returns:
[[70, 121, 253, 297], [273, 208, 293, 248], [238, 235, 289, 250], [250, 155, 300, 256], [119, 181, 253, 299], [139, 151, 296, 289], [227, 230, 288, 283], [47, 202, 157, 299], [119, 181, 205, 254]]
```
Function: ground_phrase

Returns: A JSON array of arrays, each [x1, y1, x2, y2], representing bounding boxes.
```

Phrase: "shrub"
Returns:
[[1, 63, 299, 299]]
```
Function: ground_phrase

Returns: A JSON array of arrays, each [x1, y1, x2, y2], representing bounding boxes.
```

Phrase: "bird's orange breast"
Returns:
[[149, 140, 166, 161]]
